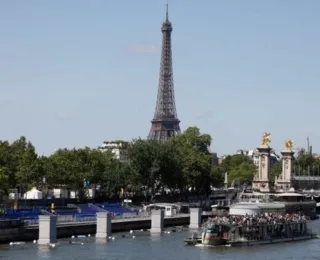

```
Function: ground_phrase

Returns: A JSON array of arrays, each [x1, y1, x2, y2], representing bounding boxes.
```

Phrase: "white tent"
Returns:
[[24, 187, 43, 199]]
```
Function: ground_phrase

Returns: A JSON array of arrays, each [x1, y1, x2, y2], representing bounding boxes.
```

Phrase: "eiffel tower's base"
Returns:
[[148, 120, 180, 142]]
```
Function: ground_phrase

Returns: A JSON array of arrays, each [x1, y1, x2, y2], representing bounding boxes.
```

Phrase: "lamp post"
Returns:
[[42, 176, 46, 203]]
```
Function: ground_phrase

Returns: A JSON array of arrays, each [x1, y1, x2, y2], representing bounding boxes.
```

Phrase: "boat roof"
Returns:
[[274, 193, 303, 197], [206, 223, 231, 227], [241, 192, 303, 197], [230, 202, 285, 209], [145, 203, 178, 207], [257, 203, 285, 209], [230, 203, 260, 209]]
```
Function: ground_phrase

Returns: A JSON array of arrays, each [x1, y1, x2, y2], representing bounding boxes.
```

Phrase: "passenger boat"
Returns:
[[198, 220, 315, 247], [184, 232, 202, 245], [201, 223, 230, 246], [184, 237, 202, 245]]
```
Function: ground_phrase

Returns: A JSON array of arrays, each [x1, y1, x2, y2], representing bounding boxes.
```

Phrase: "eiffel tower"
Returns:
[[148, 4, 181, 142]]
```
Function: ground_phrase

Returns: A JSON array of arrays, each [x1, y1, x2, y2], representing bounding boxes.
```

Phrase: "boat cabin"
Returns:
[[144, 203, 178, 217]]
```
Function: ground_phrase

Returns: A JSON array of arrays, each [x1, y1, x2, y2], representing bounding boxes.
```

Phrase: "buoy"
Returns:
[[9, 242, 25, 246], [70, 241, 84, 245], [88, 234, 91, 237], [49, 243, 56, 248], [129, 230, 134, 234], [112, 237, 115, 240], [108, 236, 112, 239], [71, 235, 75, 239], [33, 240, 37, 244], [132, 236, 135, 239]]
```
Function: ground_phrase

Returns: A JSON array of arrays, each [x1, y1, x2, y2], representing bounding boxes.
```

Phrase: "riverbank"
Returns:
[[1, 214, 205, 244]]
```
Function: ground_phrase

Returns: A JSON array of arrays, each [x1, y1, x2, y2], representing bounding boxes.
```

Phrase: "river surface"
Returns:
[[1, 219, 320, 260]]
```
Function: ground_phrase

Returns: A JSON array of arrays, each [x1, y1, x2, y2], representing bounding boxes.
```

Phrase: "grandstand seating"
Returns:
[[50, 207, 79, 215], [78, 204, 99, 215], [3, 202, 140, 220], [95, 202, 139, 216], [5, 208, 42, 220]]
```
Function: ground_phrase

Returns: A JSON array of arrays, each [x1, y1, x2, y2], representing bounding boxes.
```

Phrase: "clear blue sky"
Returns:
[[0, 0, 319, 156]]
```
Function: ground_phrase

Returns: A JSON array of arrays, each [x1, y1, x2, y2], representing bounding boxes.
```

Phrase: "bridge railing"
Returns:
[[112, 211, 150, 219], [22, 211, 194, 226], [23, 211, 152, 226]]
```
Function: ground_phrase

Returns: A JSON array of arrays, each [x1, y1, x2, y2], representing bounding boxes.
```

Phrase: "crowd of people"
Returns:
[[205, 212, 308, 227]]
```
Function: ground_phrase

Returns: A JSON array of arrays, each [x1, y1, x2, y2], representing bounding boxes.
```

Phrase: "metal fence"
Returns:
[[113, 211, 150, 219], [23, 211, 152, 226]]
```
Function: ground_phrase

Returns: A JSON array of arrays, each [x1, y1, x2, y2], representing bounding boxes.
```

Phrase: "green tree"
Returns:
[[128, 139, 166, 200], [0, 168, 9, 199], [229, 161, 256, 185], [46, 148, 85, 198], [10, 137, 39, 191], [99, 160, 135, 199], [294, 148, 314, 175], [168, 126, 213, 194], [158, 142, 182, 192], [270, 160, 282, 184], [220, 154, 256, 185], [0, 141, 14, 192], [210, 165, 224, 187]]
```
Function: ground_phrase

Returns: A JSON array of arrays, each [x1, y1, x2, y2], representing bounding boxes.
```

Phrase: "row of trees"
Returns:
[[0, 127, 227, 200], [1, 126, 314, 200], [270, 148, 320, 182]]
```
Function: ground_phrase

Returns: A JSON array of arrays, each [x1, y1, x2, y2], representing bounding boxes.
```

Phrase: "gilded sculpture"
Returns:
[[261, 132, 271, 146], [285, 139, 293, 150]]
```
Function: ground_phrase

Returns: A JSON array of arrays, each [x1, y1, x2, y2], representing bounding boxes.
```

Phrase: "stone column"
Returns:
[[150, 210, 164, 233], [279, 150, 294, 190], [254, 145, 271, 192], [189, 208, 202, 229], [38, 215, 57, 245], [224, 172, 228, 190], [96, 212, 112, 238]]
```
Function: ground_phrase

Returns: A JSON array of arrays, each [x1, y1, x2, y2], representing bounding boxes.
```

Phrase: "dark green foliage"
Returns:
[[7, 127, 311, 200]]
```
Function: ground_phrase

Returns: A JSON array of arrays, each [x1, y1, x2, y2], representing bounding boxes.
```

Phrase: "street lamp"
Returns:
[[42, 176, 46, 203]]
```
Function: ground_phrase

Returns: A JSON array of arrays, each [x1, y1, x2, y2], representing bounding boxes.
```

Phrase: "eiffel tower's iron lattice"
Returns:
[[148, 5, 181, 142]]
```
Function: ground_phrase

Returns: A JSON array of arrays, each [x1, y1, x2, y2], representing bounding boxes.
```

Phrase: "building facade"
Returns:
[[99, 141, 129, 162], [236, 149, 280, 168]]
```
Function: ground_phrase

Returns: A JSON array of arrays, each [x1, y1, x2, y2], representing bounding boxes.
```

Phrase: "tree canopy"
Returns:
[[219, 154, 256, 185], [294, 148, 320, 176], [0, 127, 225, 201], [2, 126, 312, 201]]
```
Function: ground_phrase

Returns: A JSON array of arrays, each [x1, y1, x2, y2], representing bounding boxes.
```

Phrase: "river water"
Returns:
[[1, 220, 320, 260]]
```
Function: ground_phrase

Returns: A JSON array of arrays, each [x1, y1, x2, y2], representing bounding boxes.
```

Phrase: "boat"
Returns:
[[200, 220, 315, 247], [186, 213, 317, 247], [226, 220, 316, 247], [201, 223, 230, 246], [184, 232, 202, 245], [184, 237, 202, 245], [235, 191, 317, 219]]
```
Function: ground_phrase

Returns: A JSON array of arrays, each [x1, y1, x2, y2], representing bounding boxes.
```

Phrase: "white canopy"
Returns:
[[24, 187, 43, 199]]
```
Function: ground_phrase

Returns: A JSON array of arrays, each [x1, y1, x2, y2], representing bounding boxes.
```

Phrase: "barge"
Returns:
[[185, 214, 316, 247]]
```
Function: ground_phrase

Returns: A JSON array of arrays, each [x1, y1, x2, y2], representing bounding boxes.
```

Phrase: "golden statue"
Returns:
[[261, 132, 271, 146], [285, 139, 293, 150]]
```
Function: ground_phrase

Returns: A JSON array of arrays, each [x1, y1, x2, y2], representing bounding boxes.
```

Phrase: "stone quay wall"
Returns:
[[0, 214, 204, 243]]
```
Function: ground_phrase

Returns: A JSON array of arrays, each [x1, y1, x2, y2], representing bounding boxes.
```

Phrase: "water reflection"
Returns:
[[37, 245, 51, 260], [0, 221, 320, 260], [150, 232, 162, 242]]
